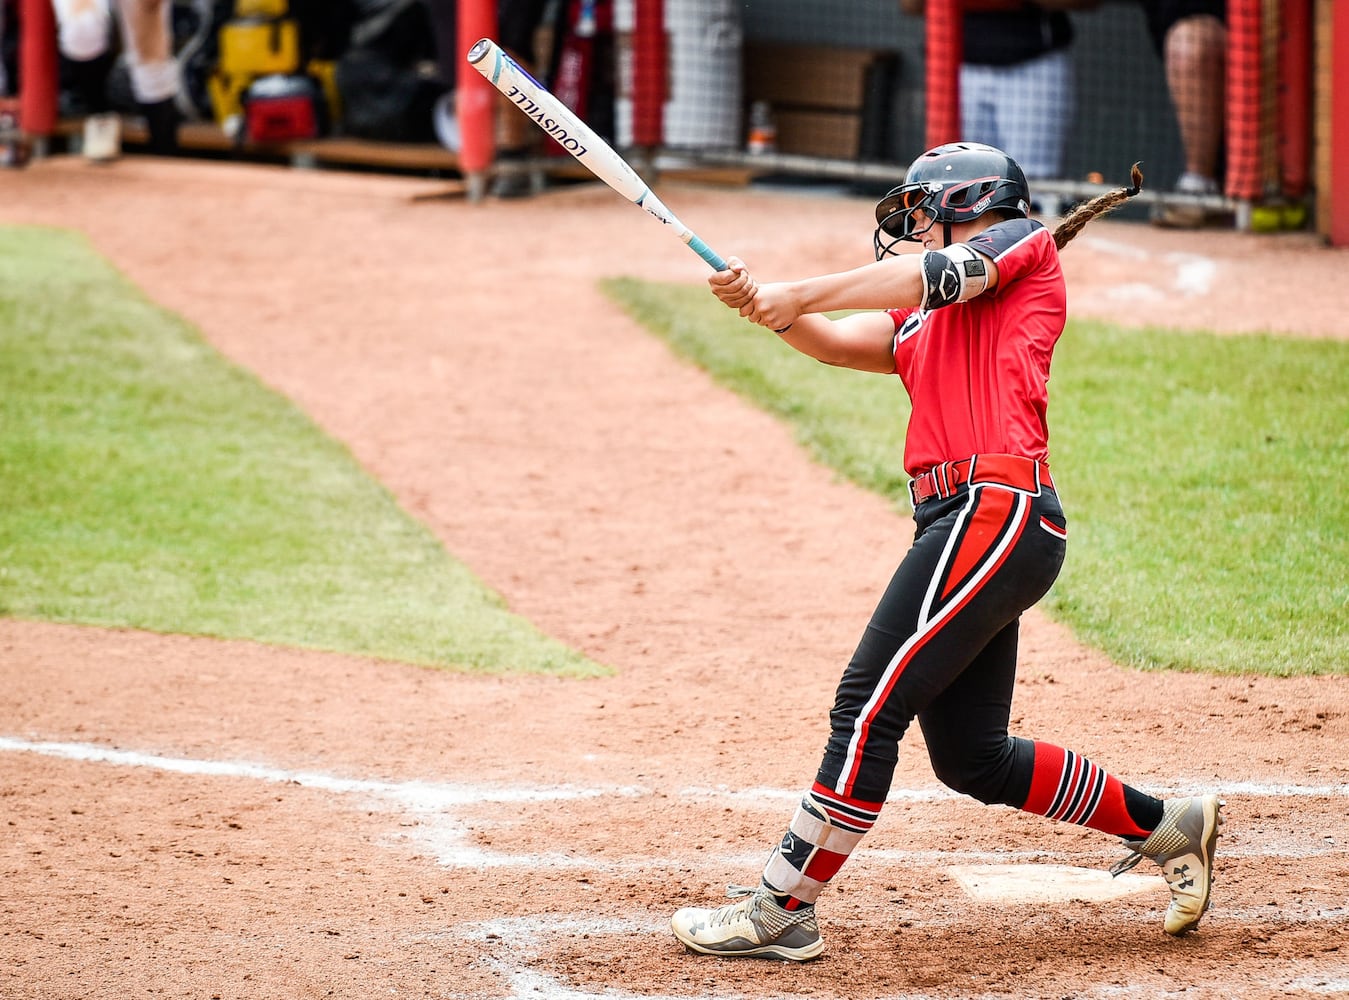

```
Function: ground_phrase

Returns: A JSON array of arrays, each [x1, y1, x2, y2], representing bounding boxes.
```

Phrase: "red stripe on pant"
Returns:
[[840, 490, 1031, 798], [941, 487, 1016, 601]]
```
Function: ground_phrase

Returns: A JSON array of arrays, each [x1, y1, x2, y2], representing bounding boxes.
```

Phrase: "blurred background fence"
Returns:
[[5, 0, 1346, 242], [595, 0, 1326, 231], [499, 0, 1335, 237]]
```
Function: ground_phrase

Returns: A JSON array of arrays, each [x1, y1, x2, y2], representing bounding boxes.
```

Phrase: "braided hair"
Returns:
[[1051, 163, 1145, 250]]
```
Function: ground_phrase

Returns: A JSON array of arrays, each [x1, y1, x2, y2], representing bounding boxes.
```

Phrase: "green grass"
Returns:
[[602, 276, 1348, 676], [0, 225, 603, 676], [1048, 321, 1347, 675]]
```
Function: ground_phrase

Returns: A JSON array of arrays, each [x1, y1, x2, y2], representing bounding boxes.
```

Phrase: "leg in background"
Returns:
[[1165, 12, 1225, 190], [919, 621, 1162, 840], [52, 0, 119, 158], [115, 0, 180, 153], [53, 0, 113, 61]]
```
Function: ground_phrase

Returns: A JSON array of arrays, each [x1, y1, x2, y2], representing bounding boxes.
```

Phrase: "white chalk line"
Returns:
[[3, 736, 1346, 871], [7, 736, 1342, 809], [6, 736, 1349, 1000], [0, 735, 642, 806]]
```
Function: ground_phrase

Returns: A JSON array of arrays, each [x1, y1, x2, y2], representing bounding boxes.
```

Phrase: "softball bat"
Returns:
[[466, 37, 728, 271]]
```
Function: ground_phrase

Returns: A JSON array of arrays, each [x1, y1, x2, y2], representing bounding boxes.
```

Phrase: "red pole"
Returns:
[[631, 0, 665, 147], [458, 0, 498, 182], [925, 0, 962, 150], [1225, 0, 1263, 201], [1330, 0, 1349, 246], [1277, 0, 1311, 199], [18, 0, 59, 138]]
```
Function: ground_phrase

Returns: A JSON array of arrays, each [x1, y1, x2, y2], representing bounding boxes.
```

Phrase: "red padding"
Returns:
[[631, 0, 665, 147], [924, 0, 962, 150], [1278, 0, 1312, 199], [18, 0, 58, 137], [1225, 0, 1263, 200], [458, 0, 499, 173]]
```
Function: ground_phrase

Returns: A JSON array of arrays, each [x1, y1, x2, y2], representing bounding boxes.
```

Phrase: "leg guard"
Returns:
[[761, 788, 878, 904]]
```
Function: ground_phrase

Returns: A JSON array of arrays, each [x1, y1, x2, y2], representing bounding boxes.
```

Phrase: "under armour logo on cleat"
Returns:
[[1171, 863, 1195, 889]]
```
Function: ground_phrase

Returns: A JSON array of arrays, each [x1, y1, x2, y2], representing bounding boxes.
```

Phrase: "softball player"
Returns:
[[671, 142, 1223, 961]]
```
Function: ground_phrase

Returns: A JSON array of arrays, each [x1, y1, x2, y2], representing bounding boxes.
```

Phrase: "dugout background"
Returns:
[[735, 0, 1184, 194], [14, 0, 1337, 237]]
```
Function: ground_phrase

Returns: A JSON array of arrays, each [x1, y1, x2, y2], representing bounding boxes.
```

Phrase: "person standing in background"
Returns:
[[1139, 0, 1229, 228], [52, 0, 184, 156], [900, 0, 1099, 216]]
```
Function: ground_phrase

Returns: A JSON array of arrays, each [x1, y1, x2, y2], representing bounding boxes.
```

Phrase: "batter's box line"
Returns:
[[5, 735, 1347, 998], [3, 736, 1345, 873], [5, 737, 1346, 803]]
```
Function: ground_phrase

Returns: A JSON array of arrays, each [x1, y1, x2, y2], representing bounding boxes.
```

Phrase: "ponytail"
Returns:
[[1052, 163, 1145, 250]]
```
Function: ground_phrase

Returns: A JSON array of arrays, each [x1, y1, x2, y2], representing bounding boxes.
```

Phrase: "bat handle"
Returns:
[[687, 235, 727, 271]]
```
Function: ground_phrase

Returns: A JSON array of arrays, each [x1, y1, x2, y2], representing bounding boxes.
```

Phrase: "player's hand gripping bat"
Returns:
[[466, 37, 728, 270]]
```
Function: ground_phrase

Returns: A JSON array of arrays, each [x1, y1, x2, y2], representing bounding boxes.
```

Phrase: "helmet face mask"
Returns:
[[873, 142, 1032, 260], [879, 183, 944, 239]]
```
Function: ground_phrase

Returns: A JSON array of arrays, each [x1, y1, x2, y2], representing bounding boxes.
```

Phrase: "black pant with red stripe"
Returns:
[[816, 478, 1067, 806]]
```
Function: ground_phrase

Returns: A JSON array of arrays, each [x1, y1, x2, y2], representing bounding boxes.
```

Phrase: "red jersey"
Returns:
[[887, 218, 1066, 477]]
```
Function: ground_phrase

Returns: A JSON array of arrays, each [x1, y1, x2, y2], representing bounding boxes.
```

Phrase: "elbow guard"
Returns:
[[919, 243, 990, 310]]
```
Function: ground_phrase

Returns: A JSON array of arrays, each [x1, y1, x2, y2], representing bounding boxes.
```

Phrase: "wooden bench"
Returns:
[[52, 116, 760, 189]]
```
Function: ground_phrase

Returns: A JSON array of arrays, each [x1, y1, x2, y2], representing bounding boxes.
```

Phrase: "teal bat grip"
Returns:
[[687, 235, 727, 271]]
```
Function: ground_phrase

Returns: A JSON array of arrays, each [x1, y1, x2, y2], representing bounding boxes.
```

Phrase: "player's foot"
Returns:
[[1151, 173, 1233, 229], [1151, 200, 1234, 229], [1111, 794, 1224, 935], [82, 112, 121, 163], [671, 884, 824, 961]]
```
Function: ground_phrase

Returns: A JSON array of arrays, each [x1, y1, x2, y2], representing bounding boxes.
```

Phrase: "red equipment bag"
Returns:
[[242, 74, 324, 143]]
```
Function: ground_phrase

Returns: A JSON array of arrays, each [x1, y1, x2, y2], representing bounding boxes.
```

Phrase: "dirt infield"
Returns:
[[2, 158, 1347, 1000]]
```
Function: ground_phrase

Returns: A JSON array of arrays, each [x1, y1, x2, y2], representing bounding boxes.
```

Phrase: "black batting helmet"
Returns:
[[873, 142, 1031, 259]]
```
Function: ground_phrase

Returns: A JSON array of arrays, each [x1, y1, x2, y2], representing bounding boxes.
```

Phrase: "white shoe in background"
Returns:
[[83, 112, 121, 163]]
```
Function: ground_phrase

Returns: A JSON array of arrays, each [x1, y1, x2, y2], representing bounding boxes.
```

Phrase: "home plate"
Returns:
[[947, 864, 1159, 904]]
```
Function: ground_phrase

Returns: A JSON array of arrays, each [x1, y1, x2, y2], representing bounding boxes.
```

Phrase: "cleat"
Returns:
[[1112, 794, 1224, 935], [1151, 173, 1235, 230], [671, 884, 824, 961]]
